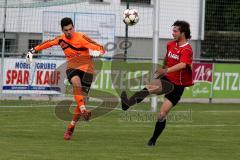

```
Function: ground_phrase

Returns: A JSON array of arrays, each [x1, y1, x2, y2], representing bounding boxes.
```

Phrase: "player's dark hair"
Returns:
[[172, 20, 191, 39], [61, 17, 74, 29]]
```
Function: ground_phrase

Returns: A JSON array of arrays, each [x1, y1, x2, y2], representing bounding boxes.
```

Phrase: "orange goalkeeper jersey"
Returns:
[[34, 32, 105, 74]]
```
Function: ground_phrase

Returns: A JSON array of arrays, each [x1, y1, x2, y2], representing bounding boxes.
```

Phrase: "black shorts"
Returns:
[[66, 69, 93, 94], [161, 76, 185, 106]]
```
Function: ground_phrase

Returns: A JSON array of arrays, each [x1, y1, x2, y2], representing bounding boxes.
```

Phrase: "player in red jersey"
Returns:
[[26, 17, 105, 140], [121, 20, 193, 146]]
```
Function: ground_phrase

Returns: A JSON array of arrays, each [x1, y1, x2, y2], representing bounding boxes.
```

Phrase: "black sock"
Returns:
[[150, 119, 166, 143], [121, 88, 150, 110], [128, 88, 150, 106]]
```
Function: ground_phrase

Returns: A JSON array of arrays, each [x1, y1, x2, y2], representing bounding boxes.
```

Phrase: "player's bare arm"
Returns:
[[155, 62, 187, 76]]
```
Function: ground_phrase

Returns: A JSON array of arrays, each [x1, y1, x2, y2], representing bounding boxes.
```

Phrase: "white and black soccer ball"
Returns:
[[122, 9, 139, 26]]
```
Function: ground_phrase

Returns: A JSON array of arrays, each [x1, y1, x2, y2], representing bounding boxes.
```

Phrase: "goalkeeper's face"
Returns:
[[62, 24, 75, 39]]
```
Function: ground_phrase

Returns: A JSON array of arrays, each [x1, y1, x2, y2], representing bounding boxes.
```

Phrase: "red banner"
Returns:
[[193, 63, 213, 83]]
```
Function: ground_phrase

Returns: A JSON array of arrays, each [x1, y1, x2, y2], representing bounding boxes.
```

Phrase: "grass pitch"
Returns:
[[0, 100, 240, 160]]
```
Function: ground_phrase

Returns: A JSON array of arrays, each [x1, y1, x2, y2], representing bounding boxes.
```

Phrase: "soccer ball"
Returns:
[[122, 9, 139, 26]]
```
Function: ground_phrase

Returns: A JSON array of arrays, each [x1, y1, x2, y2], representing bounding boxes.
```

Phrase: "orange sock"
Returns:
[[73, 86, 86, 110], [67, 94, 85, 130], [68, 86, 87, 130], [68, 113, 81, 131], [74, 94, 85, 110]]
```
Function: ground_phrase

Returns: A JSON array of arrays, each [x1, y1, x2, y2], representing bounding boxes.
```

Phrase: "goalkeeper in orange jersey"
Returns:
[[26, 17, 105, 140]]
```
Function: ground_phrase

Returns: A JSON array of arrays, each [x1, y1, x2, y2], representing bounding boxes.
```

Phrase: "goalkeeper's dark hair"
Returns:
[[61, 17, 74, 29], [173, 20, 191, 39]]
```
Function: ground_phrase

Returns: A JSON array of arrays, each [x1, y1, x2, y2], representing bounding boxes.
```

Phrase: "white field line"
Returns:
[[1, 105, 240, 111], [1, 105, 240, 113], [1, 124, 240, 128], [168, 124, 240, 127]]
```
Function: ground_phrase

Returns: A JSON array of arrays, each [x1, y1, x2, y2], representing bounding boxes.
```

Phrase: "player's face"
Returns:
[[172, 26, 183, 41], [62, 24, 75, 39]]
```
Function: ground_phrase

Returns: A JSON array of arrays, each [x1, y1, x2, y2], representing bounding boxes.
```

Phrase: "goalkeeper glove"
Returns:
[[89, 49, 103, 57], [26, 48, 35, 64]]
